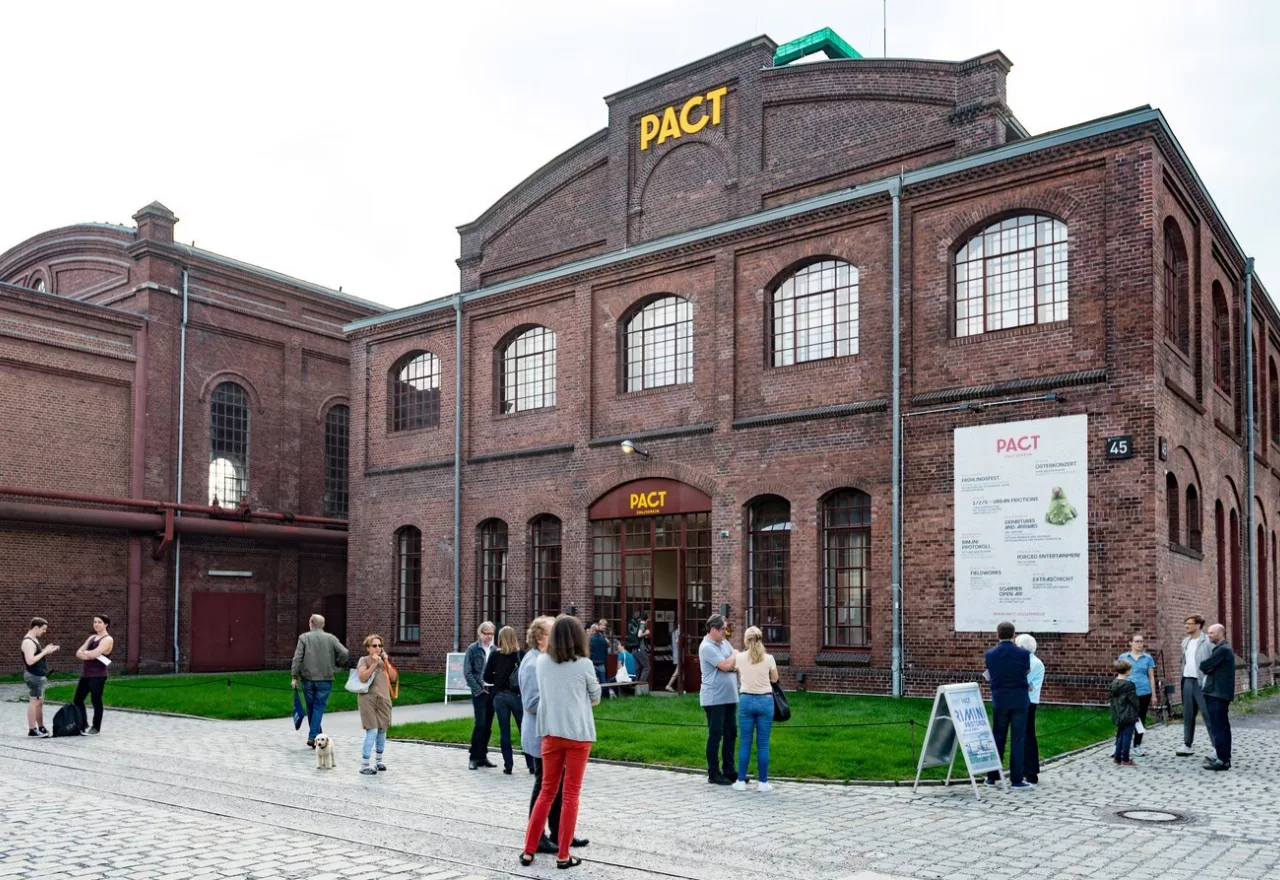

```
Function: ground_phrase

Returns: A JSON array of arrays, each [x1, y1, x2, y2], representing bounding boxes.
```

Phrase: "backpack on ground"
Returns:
[[51, 703, 87, 737]]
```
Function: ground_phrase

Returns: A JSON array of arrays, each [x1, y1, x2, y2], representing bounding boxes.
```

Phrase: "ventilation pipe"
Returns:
[[453, 293, 463, 652], [1244, 256, 1258, 695], [889, 175, 904, 697]]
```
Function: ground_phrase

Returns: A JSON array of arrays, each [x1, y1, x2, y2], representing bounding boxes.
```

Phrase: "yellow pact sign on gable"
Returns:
[[639, 87, 729, 151]]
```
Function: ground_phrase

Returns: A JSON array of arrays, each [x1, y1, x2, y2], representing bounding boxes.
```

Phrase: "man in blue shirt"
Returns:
[[985, 621, 1032, 790], [699, 614, 739, 785]]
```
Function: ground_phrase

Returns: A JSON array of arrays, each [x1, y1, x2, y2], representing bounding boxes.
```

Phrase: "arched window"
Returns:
[[1268, 531, 1276, 657], [821, 489, 871, 648], [1166, 473, 1179, 544], [530, 515, 562, 618], [770, 260, 859, 366], [1216, 501, 1227, 627], [623, 295, 691, 392], [1186, 484, 1201, 552], [31, 277, 46, 293], [501, 326, 557, 413], [1270, 359, 1279, 445], [395, 526, 421, 643], [1254, 350, 1262, 434], [1163, 219, 1190, 353], [1258, 524, 1269, 656], [389, 351, 440, 432], [1213, 283, 1231, 394], [954, 214, 1067, 337], [479, 519, 509, 625], [1230, 508, 1242, 648], [209, 381, 249, 508], [746, 496, 791, 645], [323, 404, 349, 518]]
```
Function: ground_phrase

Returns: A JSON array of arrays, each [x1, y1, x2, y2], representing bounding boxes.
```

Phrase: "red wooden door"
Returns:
[[190, 592, 265, 672], [226, 593, 265, 671], [190, 592, 230, 672]]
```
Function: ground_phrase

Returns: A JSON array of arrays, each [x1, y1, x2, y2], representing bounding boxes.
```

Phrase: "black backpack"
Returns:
[[51, 703, 87, 737]]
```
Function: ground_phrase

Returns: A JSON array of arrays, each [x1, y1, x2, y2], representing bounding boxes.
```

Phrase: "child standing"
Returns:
[[1109, 659, 1141, 766]]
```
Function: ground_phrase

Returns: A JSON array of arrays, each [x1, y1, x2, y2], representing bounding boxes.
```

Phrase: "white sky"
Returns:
[[2, 0, 1277, 310]]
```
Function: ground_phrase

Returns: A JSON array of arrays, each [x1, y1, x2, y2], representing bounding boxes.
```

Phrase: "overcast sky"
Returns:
[[3, 1, 1276, 310]]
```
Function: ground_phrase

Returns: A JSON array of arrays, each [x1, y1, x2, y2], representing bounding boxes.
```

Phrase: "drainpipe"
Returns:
[[1244, 257, 1258, 695], [889, 175, 904, 698], [453, 293, 463, 652], [127, 321, 148, 672], [174, 268, 189, 672]]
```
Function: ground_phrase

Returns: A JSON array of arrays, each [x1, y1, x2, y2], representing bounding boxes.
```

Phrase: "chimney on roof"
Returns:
[[133, 201, 178, 243]]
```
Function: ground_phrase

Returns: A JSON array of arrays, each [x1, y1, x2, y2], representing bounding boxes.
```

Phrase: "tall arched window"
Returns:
[[1166, 473, 1179, 544], [323, 404, 349, 517], [623, 295, 691, 392], [954, 214, 1068, 337], [1186, 484, 1201, 552], [501, 326, 557, 413], [530, 515, 562, 618], [479, 519, 509, 625], [1258, 524, 1269, 656], [1216, 501, 1227, 627], [395, 526, 422, 643], [770, 260, 859, 366], [1254, 349, 1262, 434], [1270, 359, 1279, 445], [1213, 283, 1232, 394], [1163, 219, 1190, 353], [746, 496, 791, 645], [209, 381, 249, 508], [1230, 508, 1242, 648], [389, 351, 440, 432], [821, 489, 871, 648]]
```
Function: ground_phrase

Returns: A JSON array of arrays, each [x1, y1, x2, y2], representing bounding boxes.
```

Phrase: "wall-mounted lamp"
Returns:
[[620, 439, 650, 460]]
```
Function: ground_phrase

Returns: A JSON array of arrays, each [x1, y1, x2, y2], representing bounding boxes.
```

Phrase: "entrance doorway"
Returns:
[[589, 479, 712, 691], [190, 591, 266, 672]]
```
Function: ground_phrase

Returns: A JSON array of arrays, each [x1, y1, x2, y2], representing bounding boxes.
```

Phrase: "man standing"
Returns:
[[465, 621, 498, 770], [699, 614, 738, 785], [21, 617, 59, 737], [1200, 623, 1234, 771], [291, 614, 350, 748], [1176, 614, 1214, 758], [634, 616, 651, 685], [1015, 633, 1044, 786], [984, 621, 1032, 790], [589, 623, 609, 688]]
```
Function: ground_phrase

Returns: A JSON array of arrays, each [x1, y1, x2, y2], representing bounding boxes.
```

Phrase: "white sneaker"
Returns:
[[1175, 746, 1193, 756], [757, 782, 774, 793], [1132, 746, 1145, 757], [731, 780, 747, 791]]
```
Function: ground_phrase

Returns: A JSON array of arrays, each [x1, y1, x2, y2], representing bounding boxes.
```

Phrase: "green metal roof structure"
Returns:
[[773, 27, 861, 66]]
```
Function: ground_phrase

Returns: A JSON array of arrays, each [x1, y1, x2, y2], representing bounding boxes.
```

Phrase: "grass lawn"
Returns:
[[42, 671, 445, 721], [390, 691, 1118, 782], [0, 672, 78, 684]]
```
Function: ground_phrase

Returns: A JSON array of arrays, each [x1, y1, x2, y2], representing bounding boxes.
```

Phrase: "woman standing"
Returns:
[[521, 615, 601, 870], [732, 626, 778, 792], [1118, 633, 1157, 756], [356, 634, 397, 774], [72, 614, 113, 736], [484, 626, 535, 774]]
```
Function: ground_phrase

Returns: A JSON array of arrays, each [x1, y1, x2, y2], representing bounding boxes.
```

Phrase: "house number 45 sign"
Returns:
[[1105, 435, 1134, 460]]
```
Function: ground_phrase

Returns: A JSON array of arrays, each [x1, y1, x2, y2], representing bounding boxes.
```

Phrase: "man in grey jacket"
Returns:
[[1175, 614, 1215, 758], [290, 614, 350, 747], [1200, 624, 1235, 771], [465, 621, 497, 770]]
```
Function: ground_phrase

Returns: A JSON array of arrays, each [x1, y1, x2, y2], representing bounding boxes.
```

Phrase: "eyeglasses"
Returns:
[[370, 643, 383, 648]]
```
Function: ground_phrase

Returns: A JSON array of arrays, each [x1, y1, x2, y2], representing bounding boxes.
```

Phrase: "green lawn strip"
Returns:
[[389, 692, 1118, 782], [42, 672, 445, 721], [0, 672, 79, 684]]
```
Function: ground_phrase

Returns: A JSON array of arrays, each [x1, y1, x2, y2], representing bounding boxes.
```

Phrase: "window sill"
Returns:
[[950, 319, 1068, 347], [618, 382, 693, 401], [814, 650, 871, 667], [1164, 377, 1204, 414], [389, 645, 419, 656], [766, 353, 858, 374], [1213, 386, 1233, 405], [496, 404, 557, 420], [388, 423, 440, 438], [1169, 542, 1204, 561], [1163, 339, 1193, 367]]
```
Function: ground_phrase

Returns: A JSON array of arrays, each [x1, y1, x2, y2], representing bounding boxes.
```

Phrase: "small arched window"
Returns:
[[530, 515, 562, 618], [479, 519, 509, 626], [1230, 508, 1242, 648], [1166, 473, 1180, 544], [389, 351, 440, 432], [1163, 219, 1190, 353], [1216, 501, 1228, 626], [821, 489, 871, 648], [954, 214, 1067, 337], [1270, 359, 1279, 446], [31, 276, 46, 293], [1213, 283, 1231, 394], [395, 526, 422, 643], [209, 381, 249, 508], [1258, 525, 1269, 656], [747, 496, 791, 645], [500, 326, 557, 413], [623, 295, 691, 392], [323, 404, 349, 518], [770, 260, 859, 366], [1186, 483, 1201, 552]]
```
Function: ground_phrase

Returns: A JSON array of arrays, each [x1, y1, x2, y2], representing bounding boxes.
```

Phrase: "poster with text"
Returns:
[[953, 414, 1089, 632]]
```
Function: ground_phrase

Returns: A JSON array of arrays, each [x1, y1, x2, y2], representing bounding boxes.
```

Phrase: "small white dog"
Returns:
[[314, 733, 336, 770]]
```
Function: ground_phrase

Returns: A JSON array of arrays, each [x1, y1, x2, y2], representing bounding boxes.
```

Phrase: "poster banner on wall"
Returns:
[[953, 413, 1089, 632]]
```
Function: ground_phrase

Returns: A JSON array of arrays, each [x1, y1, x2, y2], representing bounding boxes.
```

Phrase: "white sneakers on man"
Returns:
[[757, 782, 774, 793]]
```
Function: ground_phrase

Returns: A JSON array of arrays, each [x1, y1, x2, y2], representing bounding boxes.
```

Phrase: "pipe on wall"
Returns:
[[0, 486, 345, 527], [453, 293, 463, 652], [127, 321, 148, 671], [1244, 256, 1258, 695], [889, 175, 904, 698], [174, 268, 189, 672]]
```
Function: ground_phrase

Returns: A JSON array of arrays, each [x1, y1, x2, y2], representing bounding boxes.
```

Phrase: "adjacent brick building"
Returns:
[[0, 203, 384, 672], [345, 32, 1276, 700]]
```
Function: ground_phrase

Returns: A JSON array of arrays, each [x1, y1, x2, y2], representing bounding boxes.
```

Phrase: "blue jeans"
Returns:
[[301, 680, 332, 740], [494, 691, 535, 772], [737, 693, 774, 783], [362, 727, 387, 763], [1114, 722, 1135, 762]]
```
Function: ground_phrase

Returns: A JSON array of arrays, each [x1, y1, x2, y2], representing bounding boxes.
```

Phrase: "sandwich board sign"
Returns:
[[444, 652, 471, 704], [912, 682, 1004, 799]]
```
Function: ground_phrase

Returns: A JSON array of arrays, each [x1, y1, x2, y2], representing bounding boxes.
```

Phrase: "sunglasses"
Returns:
[[370, 643, 383, 648]]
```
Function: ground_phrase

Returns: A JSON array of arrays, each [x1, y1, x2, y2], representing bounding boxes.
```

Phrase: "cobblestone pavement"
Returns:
[[2, 689, 1278, 880]]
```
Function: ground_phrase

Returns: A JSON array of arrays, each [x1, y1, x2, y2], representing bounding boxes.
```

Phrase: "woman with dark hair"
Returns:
[[484, 625, 535, 775], [73, 614, 113, 735], [520, 615, 600, 870]]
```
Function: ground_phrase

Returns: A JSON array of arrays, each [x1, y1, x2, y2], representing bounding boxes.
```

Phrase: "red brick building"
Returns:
[[344, 32, 1276, 700], [1, 203, 384, 672]]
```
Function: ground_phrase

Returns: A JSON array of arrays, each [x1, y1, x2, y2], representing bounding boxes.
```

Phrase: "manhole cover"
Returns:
[[1116, 810, 1186, 823]]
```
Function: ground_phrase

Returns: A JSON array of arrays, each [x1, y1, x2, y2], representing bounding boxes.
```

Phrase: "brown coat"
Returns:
[[357, 656, 393, 730]]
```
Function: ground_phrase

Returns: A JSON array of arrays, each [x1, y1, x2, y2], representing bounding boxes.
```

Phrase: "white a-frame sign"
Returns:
[[912, 683, 1004, 800]]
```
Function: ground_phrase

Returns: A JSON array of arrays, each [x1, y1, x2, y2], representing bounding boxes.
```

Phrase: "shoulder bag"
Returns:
[[344, 665, 375, 694], [771, 681, 791, 723]]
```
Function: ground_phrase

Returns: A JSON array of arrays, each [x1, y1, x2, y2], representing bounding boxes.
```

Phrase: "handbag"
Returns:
[[771, 681, 791, 723], [344, 666, 374, 694]]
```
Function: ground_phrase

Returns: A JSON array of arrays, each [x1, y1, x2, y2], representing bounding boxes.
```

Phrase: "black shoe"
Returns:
[[38, 727, 49, 736], [537, 836, 559, 854], [307, 739, 316, 749], [1205, 760, 1231, 771], [83, 727, 100, 737], [360, 767, 377, 775], [376, 763, 387, 772], [708, 773, 733, 785], [480, 759, 498, 768], [571, 837, 589, 848], [28, 729, 41, 738], [469, 760, 479, 770], [504, 766, 513, 775]]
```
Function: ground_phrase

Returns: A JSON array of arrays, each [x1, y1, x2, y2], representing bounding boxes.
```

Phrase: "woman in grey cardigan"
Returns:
[[520, 615, 601, 870]]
